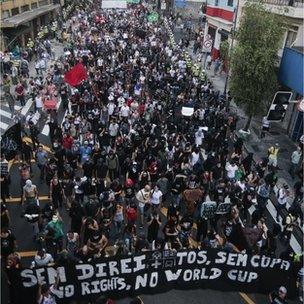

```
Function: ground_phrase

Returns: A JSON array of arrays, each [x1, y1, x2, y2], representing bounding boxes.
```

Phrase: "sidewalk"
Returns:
[[188, 43, 300, 195]]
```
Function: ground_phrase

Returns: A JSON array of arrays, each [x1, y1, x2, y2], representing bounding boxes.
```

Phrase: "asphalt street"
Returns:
[[2, 22, 301, 304]]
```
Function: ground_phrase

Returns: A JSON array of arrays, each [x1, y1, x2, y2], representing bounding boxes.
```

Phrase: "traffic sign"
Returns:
[[202, 34, 213, 52]]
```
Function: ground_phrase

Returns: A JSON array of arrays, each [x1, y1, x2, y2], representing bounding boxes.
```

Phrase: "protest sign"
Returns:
[[7, 249, 297, 303], [200, 201, 217, 218]]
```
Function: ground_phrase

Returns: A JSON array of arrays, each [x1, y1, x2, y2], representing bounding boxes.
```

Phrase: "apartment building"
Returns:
[[1, 0, 64, 50]]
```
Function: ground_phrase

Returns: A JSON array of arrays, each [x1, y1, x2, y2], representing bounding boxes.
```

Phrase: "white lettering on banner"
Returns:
[[165, 269, 182, 281], [109, 261, 119, 276], [250, 256, 290, 270], [95, 263, 107, 277], [197, 250, 208, 264], [17, 249, 294, 299], [215, 251, 227, 264], [228, 270, 258, 283], [76, 264, 94, 280], [121, 258, 132, 273], [36, 268, 47, 285], [54, 285, 74, 298], [176, 251, 188, 265], [134, 255, 146, 272], [47, 267, 67, 284], [21, 269, 38, 287], [81, 278, 127, 295], [135, 273, 148, 289], [187, 251, 196, 264]]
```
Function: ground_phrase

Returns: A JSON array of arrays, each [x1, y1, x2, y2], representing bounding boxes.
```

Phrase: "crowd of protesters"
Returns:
[[0, 1, 303, 304]]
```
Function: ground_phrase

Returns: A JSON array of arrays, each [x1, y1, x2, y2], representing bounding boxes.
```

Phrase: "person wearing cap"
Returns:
[[268, 286, 288, 304], [268, 143, 280, 168]]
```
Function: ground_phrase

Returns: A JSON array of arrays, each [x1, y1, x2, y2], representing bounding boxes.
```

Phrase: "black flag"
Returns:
[[0, 123, 22, 160]]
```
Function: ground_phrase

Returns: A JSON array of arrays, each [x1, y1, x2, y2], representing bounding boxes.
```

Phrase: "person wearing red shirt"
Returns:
[[15, 82, 25, 106], [62, 133, 74, 151]]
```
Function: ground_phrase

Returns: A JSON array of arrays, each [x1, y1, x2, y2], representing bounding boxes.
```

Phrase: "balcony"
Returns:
[[250, 0, 304, 18]]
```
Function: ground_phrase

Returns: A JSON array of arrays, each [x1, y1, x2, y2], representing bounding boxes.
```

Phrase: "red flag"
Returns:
[[64, 63, 87, 87]]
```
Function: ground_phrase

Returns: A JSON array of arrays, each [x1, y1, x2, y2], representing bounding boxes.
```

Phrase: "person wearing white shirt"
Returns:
[[109, 121, 119, 138], [107, 100, 115, 116], [195, 129, 204, 147], [120, 103, 130, 118], [34, 249, 54, 267], [35, 95, 43, 113], [191, 148, 200, 167], [225, 162, 238, 180], [151, 185, 163, 210]]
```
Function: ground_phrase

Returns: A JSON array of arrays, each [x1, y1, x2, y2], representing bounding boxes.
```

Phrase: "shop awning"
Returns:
[[1, 4, 60, 28]]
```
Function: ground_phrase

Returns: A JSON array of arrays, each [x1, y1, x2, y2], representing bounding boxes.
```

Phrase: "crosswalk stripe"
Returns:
[[21, 98, 34, 115], [0, 109, 12, 119], [0, 121, 9, 130]]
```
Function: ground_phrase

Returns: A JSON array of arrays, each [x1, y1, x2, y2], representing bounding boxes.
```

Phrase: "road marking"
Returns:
[[23, 137, 53, 153], [6, 196, 49, 203], [0, 109, 12, 119], [0, 121, 9, 130], [19, 251, 37, 258], [239, 292, 256, 304], [21, 98, 34, 115]]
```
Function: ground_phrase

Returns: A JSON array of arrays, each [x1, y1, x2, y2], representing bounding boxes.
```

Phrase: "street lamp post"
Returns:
[[223, 0, 240, 94]]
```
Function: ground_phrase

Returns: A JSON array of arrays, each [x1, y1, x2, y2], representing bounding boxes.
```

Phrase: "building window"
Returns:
[[2, 10, 10, 19], [227, 0, 233, 6], [39, 0, 49, 6], [21, 5, 30, 12], [11, 7, 20, 16], [215, 0, 219, 6], [31, 2, 38, 9], [285, 30, 297, 47]]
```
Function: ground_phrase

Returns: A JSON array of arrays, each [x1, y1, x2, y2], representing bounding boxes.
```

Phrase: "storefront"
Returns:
[[278, 47, 303, 142]]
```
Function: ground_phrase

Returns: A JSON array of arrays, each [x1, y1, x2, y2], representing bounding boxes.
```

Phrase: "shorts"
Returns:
[[138, 203, 145, 215]]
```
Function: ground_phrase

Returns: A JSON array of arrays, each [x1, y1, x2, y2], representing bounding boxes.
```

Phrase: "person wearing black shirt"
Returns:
[[21, 141, 33, 172], [147, 212, 161, 243], [1, 228, 17, 259]]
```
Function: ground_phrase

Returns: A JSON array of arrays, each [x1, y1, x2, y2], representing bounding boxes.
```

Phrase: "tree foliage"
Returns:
[[220, 40, 230, 62], [230, 2, 284, 122]]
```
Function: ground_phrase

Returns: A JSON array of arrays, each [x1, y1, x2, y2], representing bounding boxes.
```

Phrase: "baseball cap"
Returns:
[[279, 286, 287, 294]]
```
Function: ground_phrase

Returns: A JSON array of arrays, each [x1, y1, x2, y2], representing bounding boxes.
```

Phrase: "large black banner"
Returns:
[[7, 249, 297, 303], [0, 123, 22, 160]]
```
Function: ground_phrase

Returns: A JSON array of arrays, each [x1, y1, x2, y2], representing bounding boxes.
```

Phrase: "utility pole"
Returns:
[[223, 0, 240, 94]]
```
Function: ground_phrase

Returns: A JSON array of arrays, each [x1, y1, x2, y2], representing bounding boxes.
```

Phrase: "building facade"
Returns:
[[203, 0, 236, 59], [255, 0, 304, 142], [1, 0, 64, 50]]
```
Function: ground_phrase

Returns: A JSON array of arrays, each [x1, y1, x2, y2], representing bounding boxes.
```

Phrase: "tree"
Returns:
[[229, 2, 284, 131]]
